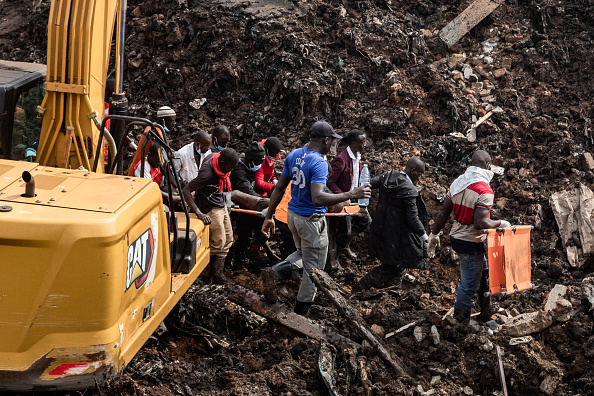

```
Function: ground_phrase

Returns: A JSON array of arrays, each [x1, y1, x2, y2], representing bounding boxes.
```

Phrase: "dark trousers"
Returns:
[[233, 212, 264, 259], [357, 264, 406, 290], [327, 213, 371, 265]]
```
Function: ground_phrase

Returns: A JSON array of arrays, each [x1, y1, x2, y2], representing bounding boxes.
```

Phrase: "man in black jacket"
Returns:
[[355, 157, 428, 290], [230, 142, 268, 263]]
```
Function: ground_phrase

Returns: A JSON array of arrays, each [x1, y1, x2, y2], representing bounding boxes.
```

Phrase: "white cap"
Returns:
[[157, 106, 176, 118]]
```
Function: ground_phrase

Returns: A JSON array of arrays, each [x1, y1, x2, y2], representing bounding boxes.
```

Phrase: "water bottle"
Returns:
[[358, 164, 370, 207]]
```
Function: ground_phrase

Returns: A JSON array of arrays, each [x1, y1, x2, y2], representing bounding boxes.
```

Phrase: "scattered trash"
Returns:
[[414, 326, 425, 342], [509, 336, 533, 345], [385, 321, 417, 339], [189, 98, 207, 109], [430, 325, 440, 345], [439, 0, 503, 47]]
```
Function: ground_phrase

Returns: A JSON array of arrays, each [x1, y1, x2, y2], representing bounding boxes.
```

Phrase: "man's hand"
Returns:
[[262, 218, 275, 238], [499, 220, 511, 228], [197, 213, 211, 225], [351, 184, 372, 200], [427, 233, 440, 258]]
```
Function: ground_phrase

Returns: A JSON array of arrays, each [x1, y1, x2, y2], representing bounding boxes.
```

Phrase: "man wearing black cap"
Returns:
[[230, 142, 268, 263], [261, 120, 371, 315]]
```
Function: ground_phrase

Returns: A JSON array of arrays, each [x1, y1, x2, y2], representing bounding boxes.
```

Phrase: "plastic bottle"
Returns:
[[358, 164, 370, 207]]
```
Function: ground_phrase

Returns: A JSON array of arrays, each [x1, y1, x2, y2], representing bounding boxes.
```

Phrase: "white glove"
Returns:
[[499, 220, 511, 228], [261, 207, 269, 218], [273, 179, 278, 185], [427, 233, 440, 258]]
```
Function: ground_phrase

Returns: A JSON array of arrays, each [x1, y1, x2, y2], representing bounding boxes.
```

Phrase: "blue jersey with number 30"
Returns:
[[281, 147, 329, 216]]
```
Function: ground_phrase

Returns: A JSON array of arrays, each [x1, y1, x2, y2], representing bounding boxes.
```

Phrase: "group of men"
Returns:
[[131, 109, 508, 322]]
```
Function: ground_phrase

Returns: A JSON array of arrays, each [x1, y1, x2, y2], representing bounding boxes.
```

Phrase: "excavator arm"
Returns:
[[37, 0, 119, 171]]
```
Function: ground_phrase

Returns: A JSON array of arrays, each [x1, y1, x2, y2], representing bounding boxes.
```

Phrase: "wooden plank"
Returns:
[[309, 268, 410, 378], [439, 0, 503, 47], [228, 285, 359, 347]]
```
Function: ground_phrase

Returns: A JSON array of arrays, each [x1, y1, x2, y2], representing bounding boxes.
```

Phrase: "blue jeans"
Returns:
[[455, 253, 489, 311]]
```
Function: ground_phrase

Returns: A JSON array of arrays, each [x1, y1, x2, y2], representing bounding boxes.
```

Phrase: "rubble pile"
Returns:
[[1, 0, 593, 394]]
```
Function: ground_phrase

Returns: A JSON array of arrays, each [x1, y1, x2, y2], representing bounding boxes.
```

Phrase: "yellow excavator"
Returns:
[[0, 1, 210, 391]]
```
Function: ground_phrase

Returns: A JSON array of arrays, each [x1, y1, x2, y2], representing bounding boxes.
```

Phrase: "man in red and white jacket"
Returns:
[[254, 137, 282, 197]]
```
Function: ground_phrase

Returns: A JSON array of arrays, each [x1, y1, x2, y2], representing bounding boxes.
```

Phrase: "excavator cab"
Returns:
[[0, 61, 46, 162]]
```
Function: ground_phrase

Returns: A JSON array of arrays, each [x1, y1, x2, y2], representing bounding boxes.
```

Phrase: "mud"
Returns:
[[1, 0, 594, 394]]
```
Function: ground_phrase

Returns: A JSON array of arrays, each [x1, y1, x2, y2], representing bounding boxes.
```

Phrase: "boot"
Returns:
[[478, 293, 493, 322], [453, 307, 471, 323], [294, 300, 312, 316], [210, 256, 230, 284], [261, 260, 293, 303]]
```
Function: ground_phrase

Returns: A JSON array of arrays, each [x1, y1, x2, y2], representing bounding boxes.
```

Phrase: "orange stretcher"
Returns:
[[482, 225, 532, 296], [231, 204, 366, 218]]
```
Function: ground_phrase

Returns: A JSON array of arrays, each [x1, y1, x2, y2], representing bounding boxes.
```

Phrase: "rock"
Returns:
[[493, 68, 507, 78], [469, 319, 481, 332], [132, 6, 142, 16], [501, 310, 554, 336], [496, 315, 508, 325], [540, 375, 560, 395], [452, 70, 463, 81], [430, 375, 441, 386], [544, 284, 568, 313], [371, 324, 385, 338], [463, 88, 476, 96], [462, 385, 474, 395], [468, 73, 479, 82], [447, 53, 465, 69], [431, 325, 440, 345], [510, 308, 520, 317], [486, 320, 499, 332], [481, 340, 494, 352], [481, 95, 496, 103], [502, 57, 512, 70], [555, 298, 572, 322], [579, 153, 594, 171], [414, 326, 425, 342], [505, 32, 523, 43], [471, 82, 483, 91], [475, 65, 490, 79]]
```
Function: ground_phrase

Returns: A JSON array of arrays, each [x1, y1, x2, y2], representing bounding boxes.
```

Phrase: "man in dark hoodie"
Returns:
[[230, 141, 268, 262], [355, 157, 428, 290]]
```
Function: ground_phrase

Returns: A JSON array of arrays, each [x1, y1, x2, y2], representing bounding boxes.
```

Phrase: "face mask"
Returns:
[[195, 148, 202, 156], [250, 164, 262, 172], [217, 145, 225, 151], [267, 155, 275, 161], [163, 126, 170, 133]]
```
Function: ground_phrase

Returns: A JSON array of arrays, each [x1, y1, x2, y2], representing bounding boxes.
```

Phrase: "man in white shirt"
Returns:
[[174, 130, 212, 187]]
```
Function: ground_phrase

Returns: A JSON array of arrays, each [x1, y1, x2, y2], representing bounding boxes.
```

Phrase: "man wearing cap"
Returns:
[[230, 142, 269, 263], [261, 121, 371, 315], [211, 125, 231, 153], [183, 148, 240, 284], [174, 129, 212, 187], [128, 105, 176, 177]]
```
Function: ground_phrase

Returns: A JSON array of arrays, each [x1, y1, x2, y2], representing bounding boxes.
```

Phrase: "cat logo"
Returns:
[[126, 228, 155, 291]]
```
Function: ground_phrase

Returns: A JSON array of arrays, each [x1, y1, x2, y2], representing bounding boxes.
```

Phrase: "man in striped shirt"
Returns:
[[428, 150, 510, 322]]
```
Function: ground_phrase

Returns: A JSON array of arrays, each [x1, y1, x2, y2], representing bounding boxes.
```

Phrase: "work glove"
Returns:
[[261, 207, 269, 218], [427, 233, 440, 258], [499, 220, 512, 228]]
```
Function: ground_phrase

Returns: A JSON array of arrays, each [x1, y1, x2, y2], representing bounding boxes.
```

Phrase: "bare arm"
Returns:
[[474, 206, 502, 230], [261, 175, 292, 238], [311, 183, 369, 207], [182, 184, 211, 225], [430, 197, 454, 235]]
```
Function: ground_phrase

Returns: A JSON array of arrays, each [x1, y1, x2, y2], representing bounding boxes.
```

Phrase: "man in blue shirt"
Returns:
[[261, 121, 371, 315]]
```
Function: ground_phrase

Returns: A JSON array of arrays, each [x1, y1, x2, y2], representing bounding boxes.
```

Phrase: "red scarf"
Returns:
[[211, 152, 232, 192]]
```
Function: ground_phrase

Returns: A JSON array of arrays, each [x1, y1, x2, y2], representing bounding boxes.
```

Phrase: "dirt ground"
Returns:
[[1, 0, 594, 394]]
